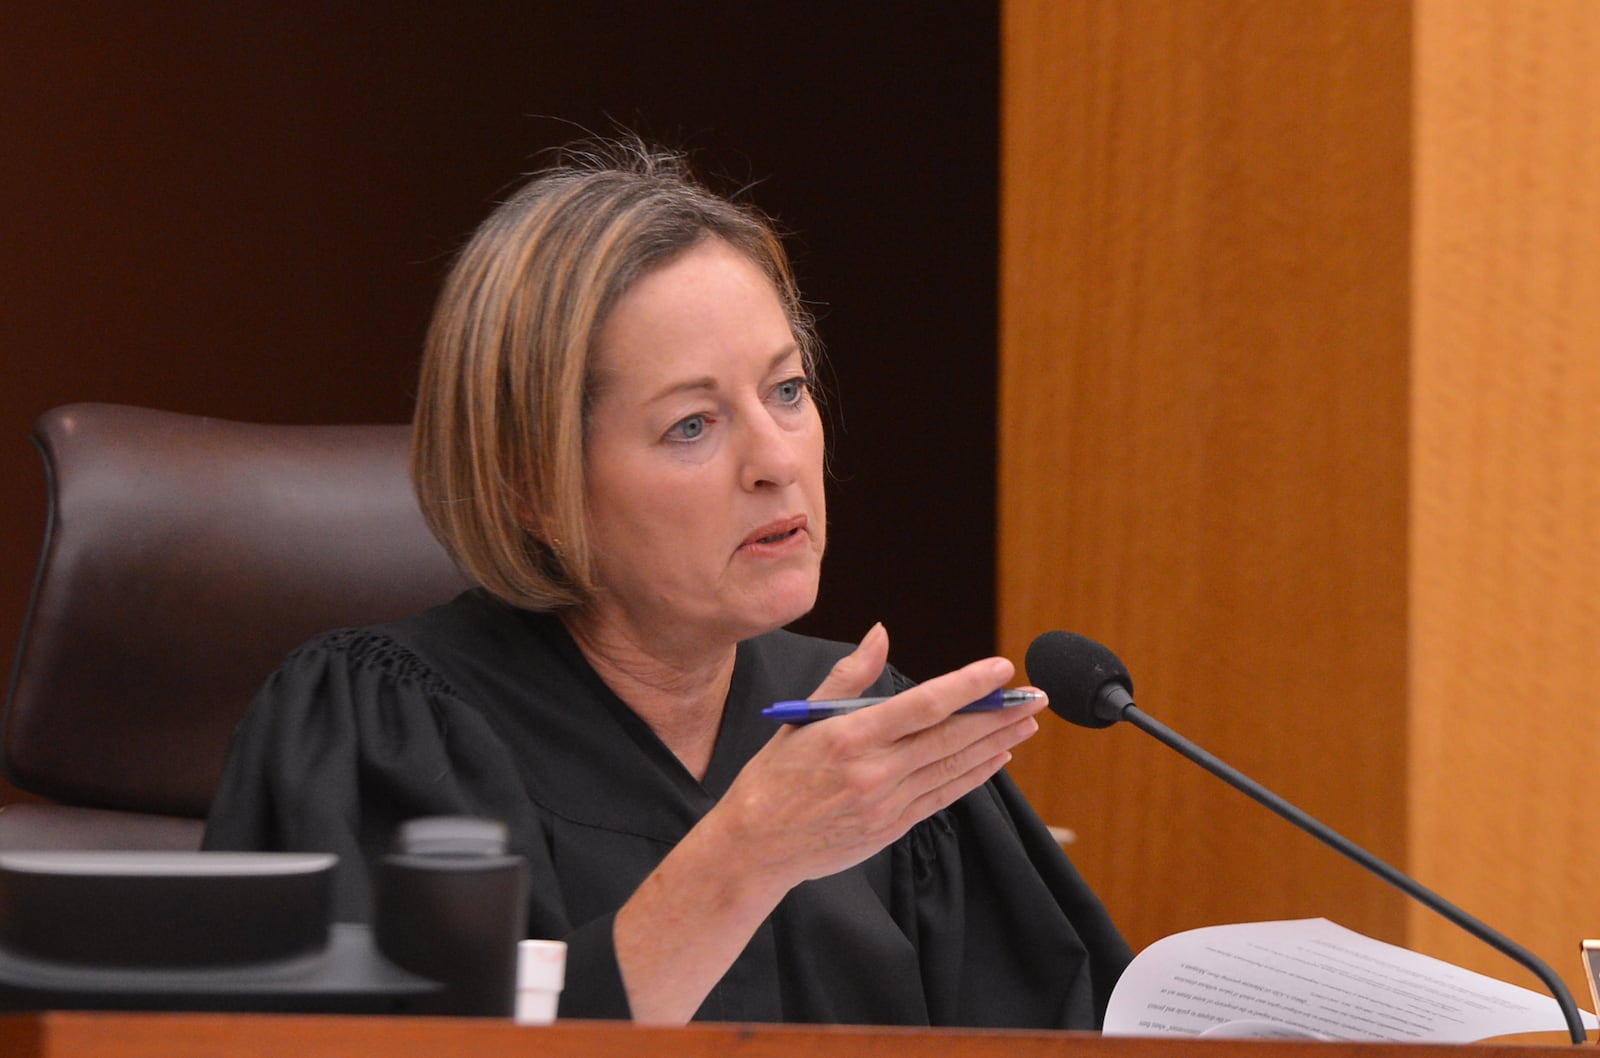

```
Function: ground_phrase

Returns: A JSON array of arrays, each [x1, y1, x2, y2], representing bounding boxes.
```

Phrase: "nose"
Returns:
[[739, 408, 801, 492]]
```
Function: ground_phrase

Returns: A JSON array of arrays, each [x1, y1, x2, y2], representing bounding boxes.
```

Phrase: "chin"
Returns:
[[772, 598, 818, 631], [746, 579, 820, 636]]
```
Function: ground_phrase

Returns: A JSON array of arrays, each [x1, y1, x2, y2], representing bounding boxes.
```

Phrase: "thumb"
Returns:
[[809, 622, 890, 700]]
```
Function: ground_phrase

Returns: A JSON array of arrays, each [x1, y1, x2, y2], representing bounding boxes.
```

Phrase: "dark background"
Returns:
[[1, 3, 1000, 799]]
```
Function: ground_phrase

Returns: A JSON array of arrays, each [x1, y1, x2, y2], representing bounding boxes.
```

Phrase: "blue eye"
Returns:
[[774, 378, 806, 405], [667, 414, 707, 442]]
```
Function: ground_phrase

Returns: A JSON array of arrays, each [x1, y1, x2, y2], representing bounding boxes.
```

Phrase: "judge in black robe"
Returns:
[[205, 591, 1131, 1025], [204, 140, 1131, 1029]]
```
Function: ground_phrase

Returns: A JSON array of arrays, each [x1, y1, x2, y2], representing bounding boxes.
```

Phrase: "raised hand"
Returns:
[[715, 624, 1048, 889]]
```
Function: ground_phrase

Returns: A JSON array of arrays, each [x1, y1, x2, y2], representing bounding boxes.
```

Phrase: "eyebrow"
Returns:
[[645, 345, 801, 404]]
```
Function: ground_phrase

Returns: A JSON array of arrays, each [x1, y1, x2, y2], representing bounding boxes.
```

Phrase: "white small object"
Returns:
[[514, 939, 567, 1024]]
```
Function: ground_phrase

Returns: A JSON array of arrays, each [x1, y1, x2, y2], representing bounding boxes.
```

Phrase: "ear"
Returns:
[[515, 500, 569, 560], [514, 503, 540, 536], [508, 483, 545, 537]]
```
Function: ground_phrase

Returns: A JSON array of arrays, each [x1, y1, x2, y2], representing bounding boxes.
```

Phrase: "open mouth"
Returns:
[[743, 516, 807, 549]]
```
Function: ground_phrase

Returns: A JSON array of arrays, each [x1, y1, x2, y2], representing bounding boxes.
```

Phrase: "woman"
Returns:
[[204, 142, 1130, 1027]]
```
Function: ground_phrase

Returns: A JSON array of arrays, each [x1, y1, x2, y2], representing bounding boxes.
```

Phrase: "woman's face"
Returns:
[[579, 237, 826, 654]]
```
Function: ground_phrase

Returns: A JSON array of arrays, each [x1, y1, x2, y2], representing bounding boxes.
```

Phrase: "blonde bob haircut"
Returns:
[[413, 142, 818, 612]]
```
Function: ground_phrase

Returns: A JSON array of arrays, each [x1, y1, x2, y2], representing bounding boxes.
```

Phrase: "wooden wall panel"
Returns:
[[1003, 0, 1600, 1008], [999, 0, 1412, 956], [1410, 0, 1600, 996]]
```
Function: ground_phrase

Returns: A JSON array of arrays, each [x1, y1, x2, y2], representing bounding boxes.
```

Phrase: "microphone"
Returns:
[[1024, 630, 1589, 1045]]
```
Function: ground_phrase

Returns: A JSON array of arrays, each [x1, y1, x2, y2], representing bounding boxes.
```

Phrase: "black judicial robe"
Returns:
[[203, 590, 1130, 1026]]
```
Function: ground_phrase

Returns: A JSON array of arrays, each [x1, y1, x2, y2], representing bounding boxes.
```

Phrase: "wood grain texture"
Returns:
[[1003, 0, 1600, 1008], [1410, 0, 1600, 999], [1000, 0, 1412, 956]]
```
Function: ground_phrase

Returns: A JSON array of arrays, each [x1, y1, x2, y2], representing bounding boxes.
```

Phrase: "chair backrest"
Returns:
[[2, 403, 469, 841]]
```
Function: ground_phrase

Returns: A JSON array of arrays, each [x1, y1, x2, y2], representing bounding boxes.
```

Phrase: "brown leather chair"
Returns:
[[0, 404, 468, 849]]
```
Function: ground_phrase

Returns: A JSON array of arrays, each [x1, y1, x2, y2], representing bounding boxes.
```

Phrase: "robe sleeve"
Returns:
[[201, 630, 634, 1018], [895, 771, 1132, 1028]]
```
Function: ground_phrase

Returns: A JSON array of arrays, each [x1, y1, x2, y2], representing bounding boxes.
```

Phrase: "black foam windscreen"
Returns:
[[1024, 631, 1133, 729]]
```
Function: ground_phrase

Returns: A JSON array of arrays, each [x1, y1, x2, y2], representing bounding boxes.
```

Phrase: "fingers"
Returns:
[[845, 659, 1051, 791], [901, 748, 1016, 829], [807, 622, 890, 701], [720, 652, 1046, 889], [910, 707, 1039, 789], [854, 655, 1017, 742], [883, 706, 1042, 838]]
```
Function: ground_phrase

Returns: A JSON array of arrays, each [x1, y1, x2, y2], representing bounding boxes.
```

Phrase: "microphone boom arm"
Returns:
[[1119, 700, 1588, 1045]]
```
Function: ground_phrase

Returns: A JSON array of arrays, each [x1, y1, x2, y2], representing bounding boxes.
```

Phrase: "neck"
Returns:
[[562, 609, 736, 781]]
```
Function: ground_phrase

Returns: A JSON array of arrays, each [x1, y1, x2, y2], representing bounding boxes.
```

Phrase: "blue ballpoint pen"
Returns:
[[762, 688, 1044, 724]]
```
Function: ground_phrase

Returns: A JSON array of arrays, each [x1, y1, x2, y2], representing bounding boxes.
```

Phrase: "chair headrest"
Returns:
[[3, 403, 469, 816]]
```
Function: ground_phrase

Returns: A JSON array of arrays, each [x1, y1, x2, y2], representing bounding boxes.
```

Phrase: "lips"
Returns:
[[740, 515, 808, 550]]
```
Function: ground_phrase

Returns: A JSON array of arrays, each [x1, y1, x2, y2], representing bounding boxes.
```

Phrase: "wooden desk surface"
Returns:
[[0, 1013, 1586, 1058]]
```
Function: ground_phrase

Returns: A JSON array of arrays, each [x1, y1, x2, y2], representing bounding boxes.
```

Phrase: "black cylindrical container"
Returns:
[[372, 817, 528, 1017]]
